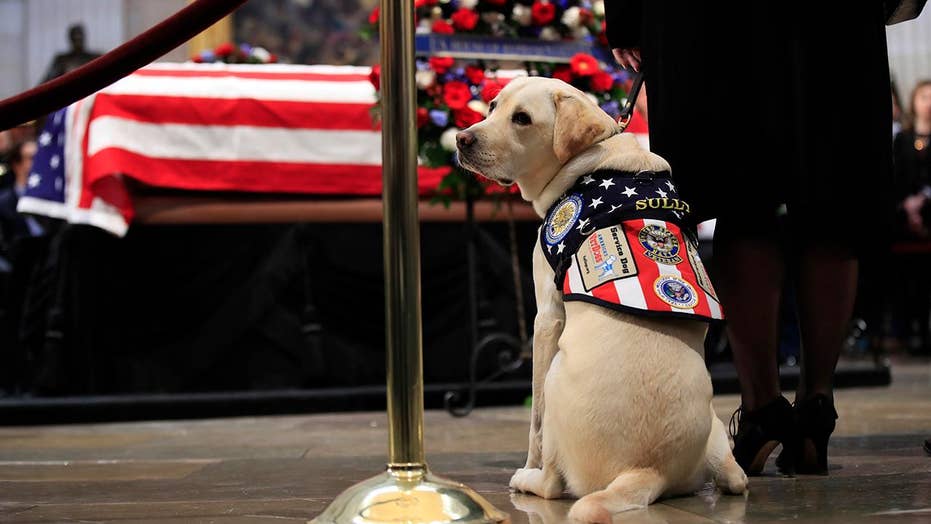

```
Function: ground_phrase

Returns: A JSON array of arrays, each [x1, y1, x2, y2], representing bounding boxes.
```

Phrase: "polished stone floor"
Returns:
[[0, 360, 929, 523]]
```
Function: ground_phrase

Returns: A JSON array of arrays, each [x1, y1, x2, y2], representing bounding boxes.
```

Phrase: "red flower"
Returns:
[[590, 71, 615, 93], [481, 80, 506, 103], [368, 6, 379, 25], [597, 20, 608, 46], [192, 55, 204, 64], [552, 65, 574, 83], [454, 106, 484, 128], [417, 107, 430, 128], [432, 19, 455, 34], [531, 2, 556, 25], [464, 65, 485, 85], [214, 42, 235, 57], [443, 81, 473, 109], [484, 0, 507, 6], [415, 0, 438, 6], [570, 53, 599, 77], [451, 8, 480, 31], [429, 56, 455, 74], [369, 64, 381, 91], [269, 54, 278, 63]]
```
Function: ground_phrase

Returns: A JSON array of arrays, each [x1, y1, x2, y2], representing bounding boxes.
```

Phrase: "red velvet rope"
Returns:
[[0, 0, 248, 130]]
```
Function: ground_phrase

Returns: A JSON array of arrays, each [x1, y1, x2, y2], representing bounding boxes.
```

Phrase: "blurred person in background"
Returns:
[[0, 140, 41, 254], [895, 80, 931, 239], [892, 80, 931, 355], [43, 24, 101, 82]]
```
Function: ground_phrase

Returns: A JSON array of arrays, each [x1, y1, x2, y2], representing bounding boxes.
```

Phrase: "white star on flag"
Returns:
[[599, 178, 615, 190], [609, 204, 623, 213], [50, 155, 61, 169], [656, 189, 668, 198], [27, 173, 41, 188], [581, 175, 595, 185], [39, 132, 52, 147], [547, 244, 554, 254], [622, 186, 638, 197], [666, 180, 676, 191], [576, 218, 591, 231], [589, 196, 604, 209], [557, 242, 566, 254]]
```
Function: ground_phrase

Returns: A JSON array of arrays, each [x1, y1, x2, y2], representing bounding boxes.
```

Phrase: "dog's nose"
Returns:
[[456, 130, 476, 149]]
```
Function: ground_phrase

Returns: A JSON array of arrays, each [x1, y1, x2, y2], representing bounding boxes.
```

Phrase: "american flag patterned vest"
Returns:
[[540, 169, 724, 322]]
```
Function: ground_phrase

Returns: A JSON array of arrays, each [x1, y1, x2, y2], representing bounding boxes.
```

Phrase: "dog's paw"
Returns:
[[721, 468, 749, 495], [567, 497, 613, 524], [509, 468, 534, 493]]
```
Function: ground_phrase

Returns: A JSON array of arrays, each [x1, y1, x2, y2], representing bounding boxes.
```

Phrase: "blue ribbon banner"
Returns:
[[414, 34, 613, 63]]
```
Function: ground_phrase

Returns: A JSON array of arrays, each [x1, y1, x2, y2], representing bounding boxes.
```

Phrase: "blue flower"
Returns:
[[600, 100, 621, 119], [430, 109, 450, 127], [199, 50, 216, 62], [239, 43, 253, 55]]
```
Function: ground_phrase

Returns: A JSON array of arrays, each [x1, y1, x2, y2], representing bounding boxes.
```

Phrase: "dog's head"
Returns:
[[456, 76, 619, 201]]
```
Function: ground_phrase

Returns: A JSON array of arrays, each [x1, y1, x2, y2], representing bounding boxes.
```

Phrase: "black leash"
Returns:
[[616, 70, 644, 132]]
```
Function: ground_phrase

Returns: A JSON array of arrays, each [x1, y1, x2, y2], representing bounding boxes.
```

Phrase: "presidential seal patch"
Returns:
[[638, 224, 682, 264], [544, 194, 583, 245], [654, 275, 699, 309]]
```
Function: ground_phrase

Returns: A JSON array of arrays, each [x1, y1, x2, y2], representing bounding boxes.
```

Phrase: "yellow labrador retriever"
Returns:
[[456, 77, 747, 523]]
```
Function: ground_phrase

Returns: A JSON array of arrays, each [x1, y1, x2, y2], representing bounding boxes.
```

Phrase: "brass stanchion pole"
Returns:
[[310, 1, 509, 522]]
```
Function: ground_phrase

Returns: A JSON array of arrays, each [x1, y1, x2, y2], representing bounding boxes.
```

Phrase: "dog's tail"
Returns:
[[567, 468, 665, 523]]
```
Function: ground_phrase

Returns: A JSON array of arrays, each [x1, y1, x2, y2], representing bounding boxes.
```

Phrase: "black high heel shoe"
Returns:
[[791, 394, 838, 475], [729, 395, 796, 476]]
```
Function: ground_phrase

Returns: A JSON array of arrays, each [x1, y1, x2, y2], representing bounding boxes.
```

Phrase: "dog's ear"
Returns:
[[552, 91, 615, 163]]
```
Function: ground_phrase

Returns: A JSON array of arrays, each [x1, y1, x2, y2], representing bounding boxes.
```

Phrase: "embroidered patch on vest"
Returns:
[[653, 275, 699, 309], [685, 239, 717, 300], [544, 194, 583, 245], [638, 224, 683, 265], [575, 225, 638, 291]]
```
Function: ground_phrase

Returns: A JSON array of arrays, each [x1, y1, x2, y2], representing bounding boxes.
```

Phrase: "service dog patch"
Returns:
[[686, 239, 717, 299], [653, 275, 699, 309], [576, 225, 638, 291], [638, 224, 683, 265], [544, 194, 583, 245]]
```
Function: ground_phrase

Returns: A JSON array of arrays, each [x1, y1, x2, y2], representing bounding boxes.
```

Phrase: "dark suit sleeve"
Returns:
[[604, 0, 642, 50]]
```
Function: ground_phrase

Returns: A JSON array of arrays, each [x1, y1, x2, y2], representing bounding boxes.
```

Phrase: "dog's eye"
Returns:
[[511, 111, 532, 126], [488, 101, 497, 114]]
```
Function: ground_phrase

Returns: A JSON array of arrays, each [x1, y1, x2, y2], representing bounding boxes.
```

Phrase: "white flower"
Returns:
[[573, 26, 591, 40], [440, 127, 461, 152], [511, 4, 532, 26], [459, 0, 479, 9], [562, 7, 582, 28], [539, 27, 561, 41], [467, 99, 489, 116], [592, 0, 605, 17], [250, 47, 271, 63], [416, 19, 433, 34], [416, 70, 436, 89]]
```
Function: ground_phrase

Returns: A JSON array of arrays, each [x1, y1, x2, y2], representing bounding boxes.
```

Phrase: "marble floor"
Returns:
[[0, 360, 929, 523]]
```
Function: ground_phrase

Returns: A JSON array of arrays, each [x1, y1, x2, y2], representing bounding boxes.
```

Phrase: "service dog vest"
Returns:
[[541, 169, 724, 322]]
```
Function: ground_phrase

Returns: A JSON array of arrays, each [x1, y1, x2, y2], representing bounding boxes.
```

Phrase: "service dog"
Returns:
[[456, 77, 747, 523]]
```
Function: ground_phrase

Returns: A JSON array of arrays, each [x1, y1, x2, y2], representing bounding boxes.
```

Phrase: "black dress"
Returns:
[[606, 2, 894, 249]]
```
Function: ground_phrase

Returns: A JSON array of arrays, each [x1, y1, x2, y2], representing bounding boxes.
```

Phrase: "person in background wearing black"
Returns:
[[606, 3, 895, 476], [895, 80, 931, 239], [0, 140, 40, 253], [43, 24, 101, 83]]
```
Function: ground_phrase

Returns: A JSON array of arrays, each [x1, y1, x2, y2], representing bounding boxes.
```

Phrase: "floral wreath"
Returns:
[[191, 42, 279, 64]]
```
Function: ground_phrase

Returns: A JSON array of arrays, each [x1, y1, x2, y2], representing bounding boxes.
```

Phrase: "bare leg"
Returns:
[[793, 246, 858, 402], [713, 224, 785, 411]]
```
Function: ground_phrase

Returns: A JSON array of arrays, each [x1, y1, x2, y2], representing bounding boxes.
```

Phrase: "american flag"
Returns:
[[17, 64, 452, 236], [19, 63, 649, 237]]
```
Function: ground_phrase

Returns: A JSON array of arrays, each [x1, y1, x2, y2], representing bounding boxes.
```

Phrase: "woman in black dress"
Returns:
[[606, 2, 894, 475]]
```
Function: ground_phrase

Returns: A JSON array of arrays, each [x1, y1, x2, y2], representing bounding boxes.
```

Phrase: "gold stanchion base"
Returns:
[[310, 464, 509, 524]]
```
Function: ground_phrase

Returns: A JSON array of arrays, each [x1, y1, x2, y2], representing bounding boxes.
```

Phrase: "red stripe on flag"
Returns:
[[84, 148, 449, 196], [563, 270, 573, 294], [132, 69, 372, 82], [623, 219, 673, 313], [93, 95, 377, 131], [667, 224, 714, 318]]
